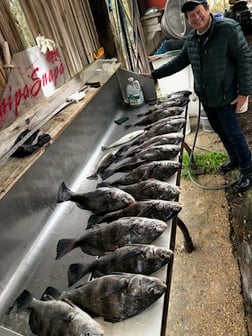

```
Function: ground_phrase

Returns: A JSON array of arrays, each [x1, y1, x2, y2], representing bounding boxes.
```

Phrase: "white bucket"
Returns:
[[185, 113, 191, 135], [200, 116, 214, 132], [200, 109, 214, 132]]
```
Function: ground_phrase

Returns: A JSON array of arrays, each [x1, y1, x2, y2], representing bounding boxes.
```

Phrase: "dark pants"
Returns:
[[202, 103, 251, 170]]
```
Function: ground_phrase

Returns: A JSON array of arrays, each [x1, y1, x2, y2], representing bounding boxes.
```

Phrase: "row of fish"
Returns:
[[8, 90, 191, 336], [52, 90, 189, 321], [87, 118, 186, 180]]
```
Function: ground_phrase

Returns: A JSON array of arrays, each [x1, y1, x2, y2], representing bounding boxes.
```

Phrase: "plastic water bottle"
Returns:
[[126, 77, 144, 106]]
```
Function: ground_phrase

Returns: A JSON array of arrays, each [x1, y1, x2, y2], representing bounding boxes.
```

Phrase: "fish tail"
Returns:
[[7, 290, 33, 314], [96, 181, 110, 188], [68, 263, 90, 287], [41, 287, 61, 300], [86, 173, 98, 180], [56, 238, 76, 259], [113, 151, 123, 163], [136, 112, 144, 117], [100, 169, 114, 180], [113, 152, 126, 163], [117, 146, 125, 155], [86, 215, 100, 229], [56, 181, 72, 203], [124, 124, 132, 130]]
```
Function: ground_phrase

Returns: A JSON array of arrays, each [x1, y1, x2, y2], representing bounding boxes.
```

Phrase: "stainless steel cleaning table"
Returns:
[[0, 69, 193, 336]]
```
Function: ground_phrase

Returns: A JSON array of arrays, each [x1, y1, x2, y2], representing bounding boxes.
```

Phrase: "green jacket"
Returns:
[[152, 15, 252, 107]]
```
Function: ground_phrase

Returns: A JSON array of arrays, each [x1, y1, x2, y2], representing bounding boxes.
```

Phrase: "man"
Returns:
[[142, 0, 252, 193]]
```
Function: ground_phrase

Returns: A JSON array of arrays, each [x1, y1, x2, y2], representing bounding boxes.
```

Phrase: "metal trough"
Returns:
[[0, 69, 185, 336]]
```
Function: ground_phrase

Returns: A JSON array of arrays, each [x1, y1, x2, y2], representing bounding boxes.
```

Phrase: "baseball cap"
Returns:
[[181, 0, 208, 13]]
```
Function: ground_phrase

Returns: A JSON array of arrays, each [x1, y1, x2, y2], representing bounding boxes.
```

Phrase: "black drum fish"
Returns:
[[100, 144, 182, 180], [56, 217, 168, 258], [67, 244, 173, 286], [116, 178, 180, 201], [87, 199, 182, 228], [8, 289, 104, 336], [42, 273, 167, 322], [57, 182, 135, 214], [96, 160, 181, 187]]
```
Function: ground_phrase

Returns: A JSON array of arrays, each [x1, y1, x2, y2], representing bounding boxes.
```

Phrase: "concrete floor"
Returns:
[[166, 118, 248, 335]]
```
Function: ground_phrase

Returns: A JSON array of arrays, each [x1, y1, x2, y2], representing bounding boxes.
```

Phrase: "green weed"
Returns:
[[182, 151, 228, 179]]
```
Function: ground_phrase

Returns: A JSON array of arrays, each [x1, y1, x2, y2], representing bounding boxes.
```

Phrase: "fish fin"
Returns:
[[122, 248, 144, 260], [96, 181, 110, 188], [56, 238, 76, 259], [104, 315, 122, 322], [56, 181, 72, 203], [142, 164, 156, 180], [68, 263, 89, 287], [100, 277, 129, 299], [61, 298, 75, 308], [86, 173, 98, 180], [93, 270, 105, 278], [113, 154, 124, 164], [42, 294, 55, 301], [7, 290, 33, 314], [100, 169, 114, 180], [41, 286, 61, 300], [80, 244, 106, 256], [138, 204, 156, 217], [124, 124, 132, 130], [112, 153, 122, 164], [136, 112, 144, 117], [114, 146, 125, 158], [86, 215, 101, 229]]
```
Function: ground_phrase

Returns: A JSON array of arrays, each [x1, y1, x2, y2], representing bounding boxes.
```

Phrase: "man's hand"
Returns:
[[141, 73, 153, 79], [231, 95, 248, 112]]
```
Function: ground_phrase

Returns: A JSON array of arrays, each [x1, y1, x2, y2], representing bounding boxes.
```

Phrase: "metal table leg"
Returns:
[[176, 216, 195, 253]]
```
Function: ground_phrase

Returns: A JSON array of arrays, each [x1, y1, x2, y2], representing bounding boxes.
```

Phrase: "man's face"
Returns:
[[186, 4, 210, 33]]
